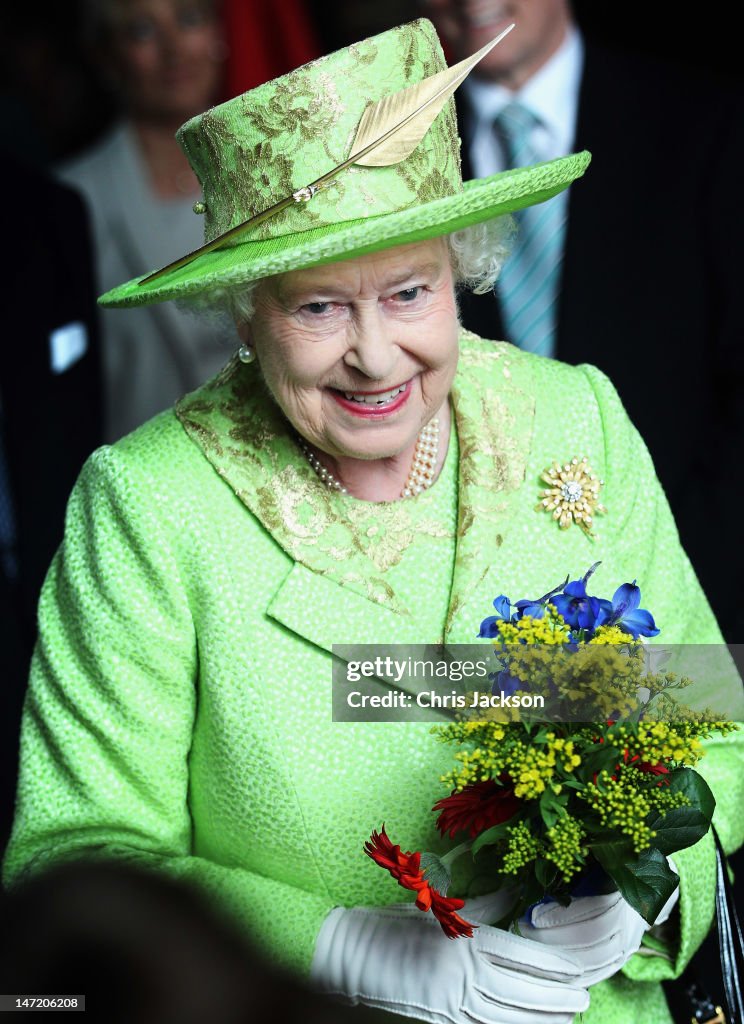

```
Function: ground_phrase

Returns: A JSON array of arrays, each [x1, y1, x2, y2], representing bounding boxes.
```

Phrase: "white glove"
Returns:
[[520, 878, 680, 988], [310, 892, 590, 1024]]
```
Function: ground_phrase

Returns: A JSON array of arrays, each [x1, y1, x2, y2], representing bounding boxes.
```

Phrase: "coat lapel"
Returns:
[[265, 562, 426, 655], [175, 358, 426, 621], [445, 335, 535, 641], [175, 333, 535, 653]]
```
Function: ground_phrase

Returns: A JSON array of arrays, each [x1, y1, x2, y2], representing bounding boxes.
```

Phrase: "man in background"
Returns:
[[426, 0, 743, 642]]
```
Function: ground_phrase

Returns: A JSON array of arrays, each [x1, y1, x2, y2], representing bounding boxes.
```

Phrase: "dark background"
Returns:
[[3, 1, 742, 168]]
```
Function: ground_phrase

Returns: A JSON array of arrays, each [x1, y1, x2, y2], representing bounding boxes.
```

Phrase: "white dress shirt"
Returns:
[[463, 25, 585, 178]]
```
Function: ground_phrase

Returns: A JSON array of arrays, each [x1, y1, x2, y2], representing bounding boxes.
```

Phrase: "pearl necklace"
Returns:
[[299, 417, 440, 499]]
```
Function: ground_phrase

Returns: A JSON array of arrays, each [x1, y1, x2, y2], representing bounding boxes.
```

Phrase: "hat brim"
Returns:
[[98, 152, 590, 308]]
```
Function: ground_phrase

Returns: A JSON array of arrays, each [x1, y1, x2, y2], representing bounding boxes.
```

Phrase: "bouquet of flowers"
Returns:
[[366, 563, 736, 938]]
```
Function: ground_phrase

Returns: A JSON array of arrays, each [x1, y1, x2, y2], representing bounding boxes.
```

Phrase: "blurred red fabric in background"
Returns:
[[221, 0, 322, 98]]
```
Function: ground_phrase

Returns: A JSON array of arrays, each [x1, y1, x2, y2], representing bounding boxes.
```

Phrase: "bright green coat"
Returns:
[[4, 334, 742, 1024]]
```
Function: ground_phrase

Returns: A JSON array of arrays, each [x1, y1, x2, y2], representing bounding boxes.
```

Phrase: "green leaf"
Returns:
[[581, 821, 610, 836], [647, 806, 710, 855], [472, 822, 511, 856], [590, 838, 634, 873], [539, 789, 565, 829], [644, 768, 715, 855], [581, 745, 623, 778], [560, 778, 585, 791], [592, 845, 679, 924], [668, 768, 716, 821], [535, 858, 559, 890], [526, 870, 550, 901], [419, 852, 451, 895]]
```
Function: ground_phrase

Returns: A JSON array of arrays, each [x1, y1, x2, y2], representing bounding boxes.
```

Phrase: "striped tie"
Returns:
[[495, 102, 567, 358]]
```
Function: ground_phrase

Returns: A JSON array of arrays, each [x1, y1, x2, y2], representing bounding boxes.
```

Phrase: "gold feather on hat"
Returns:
[[140, 24, 514, 285]]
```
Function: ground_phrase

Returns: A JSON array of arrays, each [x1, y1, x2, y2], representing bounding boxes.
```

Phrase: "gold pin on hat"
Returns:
[[536, 456, 606, 536]]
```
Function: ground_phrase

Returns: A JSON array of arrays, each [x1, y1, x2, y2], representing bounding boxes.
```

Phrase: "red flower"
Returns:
[[431, 890, 475, 939], [364, 826, 428, 894], [365, 826, 475, 939], [433, 777, 520, 839], [638, 761, 671, 778], [593, 750, 672, 787], [623, 750, 671, 786]]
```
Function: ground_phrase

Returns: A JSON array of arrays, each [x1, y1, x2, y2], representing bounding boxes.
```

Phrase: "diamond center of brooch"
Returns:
[[561, 481, 583, 502]]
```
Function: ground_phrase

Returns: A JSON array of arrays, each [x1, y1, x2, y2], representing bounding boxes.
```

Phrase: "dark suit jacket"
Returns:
[[0, 156, 102, 850], [457, 42, 744, 641]]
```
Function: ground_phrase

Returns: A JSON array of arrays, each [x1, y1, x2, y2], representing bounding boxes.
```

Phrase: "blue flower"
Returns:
[[513, 598, 548, 620], [478, 595, 513, 638], [512, 576, 570, 622], [478, 577, 570, 637], [552, 580, 611, 633], [490, 668, 525, 698], [551, 563, 611, 635], [606, 581, 660, 638]]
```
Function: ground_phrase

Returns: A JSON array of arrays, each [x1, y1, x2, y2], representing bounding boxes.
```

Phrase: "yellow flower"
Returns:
[[589, 625, 635, 645]]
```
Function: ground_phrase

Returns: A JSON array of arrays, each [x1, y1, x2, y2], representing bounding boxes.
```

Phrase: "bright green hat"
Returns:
[[98, 18, 590, 308]]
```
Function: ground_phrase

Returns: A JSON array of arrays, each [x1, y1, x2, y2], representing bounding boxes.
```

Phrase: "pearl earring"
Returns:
[[238, 343, 256, 364]]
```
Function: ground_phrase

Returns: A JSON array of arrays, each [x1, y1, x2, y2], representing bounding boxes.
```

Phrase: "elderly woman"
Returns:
[[3, 18, 741, 1024]]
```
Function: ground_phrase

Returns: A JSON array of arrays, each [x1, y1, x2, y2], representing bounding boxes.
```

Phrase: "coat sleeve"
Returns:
[[1, 445, 335, 975], [579, 362, 744, 983]]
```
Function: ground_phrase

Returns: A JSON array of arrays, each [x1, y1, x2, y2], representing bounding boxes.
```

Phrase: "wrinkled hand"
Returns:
[[311, 891, 590, 1024], [520, 881, 680, 987]]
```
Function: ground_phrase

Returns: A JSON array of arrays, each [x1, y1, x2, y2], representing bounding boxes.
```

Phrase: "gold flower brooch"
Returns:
[[537, 456, 605, 536]]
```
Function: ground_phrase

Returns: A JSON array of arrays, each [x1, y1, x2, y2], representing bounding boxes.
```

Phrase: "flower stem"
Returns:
[[440, 840, 473, 868]]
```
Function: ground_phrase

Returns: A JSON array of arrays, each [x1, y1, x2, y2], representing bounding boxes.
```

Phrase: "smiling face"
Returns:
[[240, 238, 459, 466], [423, 0, 573, 90]]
